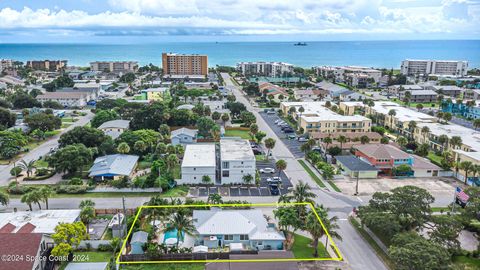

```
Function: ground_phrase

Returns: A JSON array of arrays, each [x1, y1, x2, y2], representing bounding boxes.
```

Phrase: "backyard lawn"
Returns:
[[225, 128, 251, 140], [291, 233, 329, 258]]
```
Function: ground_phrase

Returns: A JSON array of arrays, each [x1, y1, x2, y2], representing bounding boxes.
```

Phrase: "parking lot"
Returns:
[[259, 111, 305, 158], [191, 159, 293, 197]]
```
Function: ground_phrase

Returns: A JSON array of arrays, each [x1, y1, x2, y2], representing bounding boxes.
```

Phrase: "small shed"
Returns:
[[336, 155, 378, 179], [130, 231, 148, 255]]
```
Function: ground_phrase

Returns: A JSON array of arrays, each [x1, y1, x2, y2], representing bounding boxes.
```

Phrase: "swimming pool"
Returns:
[[163, 228, 185, 243]]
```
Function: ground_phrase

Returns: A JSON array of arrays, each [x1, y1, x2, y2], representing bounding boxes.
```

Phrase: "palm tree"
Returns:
[[21, 192, 34, 211], [305, 206, 342, 257], [474, 119, 480, 130], [10, 166, 22, 188], [388, 109, 396, 127], [0, 191, 9, 207], [166, 154, 179, 174], [450, 136, 462, 150], [167, 212, 197, 247], [416, 103, 423, 111], [460, 161, 473, 185], [207, 193, 223, 204], [79, 199, 96, 209], [249, 124, 259, 139], [436, 111, 444, 123], [396, 136, 407, 148], [210, 125, 221, 142], [221, 113, 230, 127], [264, 138, 276, 159], [276, 160, 287, 177], [242, 174, 254, 185], [201, 175, 212, 186], [19, 159, 36, 178], [408, 121, 417, 139], [323, 137, 333, 158], [292, 181, 316, 204], [133, 140, 147, 154], [80, 206, 95, 236], [117, 142, 130, 154], [438, 135, 449, 151], [360, 135, 370, 145], [421, 126, 430, 143], [39, 186, 54, 209], [337, 135, 347, 150]]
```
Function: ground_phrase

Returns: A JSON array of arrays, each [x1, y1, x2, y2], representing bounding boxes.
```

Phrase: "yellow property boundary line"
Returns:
[[116, 202, 343, 264]]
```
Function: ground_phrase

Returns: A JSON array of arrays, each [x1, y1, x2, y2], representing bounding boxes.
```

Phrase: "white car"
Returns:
[[267, 176, 281, 183], [276, 121, 286, 126], [298, 137, 308, 142], [260, 168, 275, 174]]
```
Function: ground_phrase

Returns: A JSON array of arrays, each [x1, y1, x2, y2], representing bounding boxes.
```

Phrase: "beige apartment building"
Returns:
[[90, 61, 138, 73], [280, 102, 371, 134], [162, 53, 208, 76], [27, 60, 67, 71]]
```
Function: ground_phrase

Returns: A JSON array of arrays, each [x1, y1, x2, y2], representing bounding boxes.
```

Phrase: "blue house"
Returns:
[[170, 128, 198, 146], [193, 209, 285, 251], [88, 154, 139, 181]]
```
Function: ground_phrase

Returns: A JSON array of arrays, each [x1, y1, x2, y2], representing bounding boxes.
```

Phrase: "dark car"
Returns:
[[269, 184, 280, 195], [280, 125, 291, 130], [283, 129, 295, 134]]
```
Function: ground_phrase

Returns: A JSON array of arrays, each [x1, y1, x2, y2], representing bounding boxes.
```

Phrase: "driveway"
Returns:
[[0, 111, 94, 186]]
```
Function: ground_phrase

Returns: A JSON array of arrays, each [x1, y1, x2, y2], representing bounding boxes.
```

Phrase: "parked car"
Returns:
[[260, 167, 275, 174], [267, 176, 281, 184], [277, 121, 286, 126], [269, 184, 280, 195], [267, 110, 276, 115], [280, 125, 291, 130], [274, 119, 282, 124], [287, 134, 296, 140], [252, 148, 263, 155], [298, 137, 308, 142], [283, 129, 295, 134]]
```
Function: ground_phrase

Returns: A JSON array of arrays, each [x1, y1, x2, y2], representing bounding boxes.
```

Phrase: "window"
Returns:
[[256, 241, 263, 246], [240, 235, 249, 240], [222, 171, 229, 177], [194, 168, 196, 171], [224, 235, 233, 240], [222, 162, 229, 169]]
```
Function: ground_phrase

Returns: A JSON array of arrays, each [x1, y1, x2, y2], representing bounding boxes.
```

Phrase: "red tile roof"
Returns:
[[0, 233, 43, 270], [16, 222, 36, 233], [0, 223, 16, 233]]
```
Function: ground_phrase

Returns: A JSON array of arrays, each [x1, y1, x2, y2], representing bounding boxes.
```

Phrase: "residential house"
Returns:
[[293, 89, 322, 101], [220, 138, 256, 185], [311, 132, 382, 150], [36, 91, 91, 107], [0, 234, 50, 270], [315, 81, 350, 98], [88, 154, 139, 181], [193, 209, 285, 251], [427, 85, 465, 98], [387, 84, 423, 97], [98, 120, 130, 139], [179, 144, 216, 185], [339, 90, 366, 102], [399, 89, 438, 103], [336, 155, 378, 179], [170, 128, 198, 146], [259, 82, 288, 103]]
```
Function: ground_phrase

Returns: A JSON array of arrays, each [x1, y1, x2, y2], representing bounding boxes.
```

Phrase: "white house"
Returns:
[[170, 128, 198, 146], [98, 119, 130, 139], [179, 144, 216, 185], [220, 138, 256, 184]]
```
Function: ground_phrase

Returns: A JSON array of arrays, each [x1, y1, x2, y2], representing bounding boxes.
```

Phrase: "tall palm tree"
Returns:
[[21, 192, 34, 211], [293, 181, 316, 204], [166, 154, 179, 173], [323, 137, 333, 158], [0, 191, 9, 207], [117, 142, 130, 154], [80, 206, 95, 236], [79, 199, 96, 209], [210, 125, 221, 141], [408, 121, 417, 139], [388, 109, 396, 127], [460, 161, 473, 185], [450, 136, 462, 150], [264, 138, 276, 159], [421, 126, 430, 143], [19, 159, 36, 178], [438, 135, 449, 151], [221, 113, 230, 127], [337, 135, 347, 150], [167, 212, 197, 247], [39, 186, 54, 209], [396, 136, 407, 148], [305, 206, 342, 257], [276, 160, 287, 177]]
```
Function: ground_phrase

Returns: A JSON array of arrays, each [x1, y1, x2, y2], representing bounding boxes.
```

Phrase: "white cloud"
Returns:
[[0, 0, 478, 38]]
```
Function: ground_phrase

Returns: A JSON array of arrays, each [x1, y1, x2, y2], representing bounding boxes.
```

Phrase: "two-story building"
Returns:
[[179, 144, 216, 185], [220, 138, 256, 184]]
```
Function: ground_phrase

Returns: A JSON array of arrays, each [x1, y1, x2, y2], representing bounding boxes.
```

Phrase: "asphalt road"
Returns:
[[221, 73, 388, 270], [0, 111, 94, 186]]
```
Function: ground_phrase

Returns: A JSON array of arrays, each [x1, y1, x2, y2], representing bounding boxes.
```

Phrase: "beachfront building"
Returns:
[[236, 61, 294, 77], [162, 53, 208, 76], [0, 59, 13, 71], [400, 59, 468, 76], [280, 101, 371, 134], [97, 119, 130, 139], [220, 138, 256, 185], [193, 208, 285, 251], [90, 61, 138, 73], [315, 66, 382, 87], [27, 60, 67, 72], [179, 144, 216, 185]]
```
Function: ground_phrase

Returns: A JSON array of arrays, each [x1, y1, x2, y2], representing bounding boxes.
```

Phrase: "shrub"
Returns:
[[7, 182, 34, 194], [68, 178, 84, 185], [55, 185, 88, 194], [110, 176, 129, 189], [97, 244, 113, 252]]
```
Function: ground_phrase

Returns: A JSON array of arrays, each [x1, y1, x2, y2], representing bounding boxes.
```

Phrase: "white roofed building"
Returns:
[[179, 144, 216, 185], [220, 138, 256, 185]]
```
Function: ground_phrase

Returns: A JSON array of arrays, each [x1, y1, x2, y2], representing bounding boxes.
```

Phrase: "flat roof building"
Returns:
[[162, 53, 208, 76], [220, 138, 256, 185], [90, 61, 138, 74], [236, 61, 294, 78], [180, 144, 216, 185], [27, 60, 67, 72], [401, 59, 468, 76], [0, 210, 80, 235]]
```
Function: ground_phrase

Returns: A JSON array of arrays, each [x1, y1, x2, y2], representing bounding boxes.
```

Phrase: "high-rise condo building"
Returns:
[[236, 61, 294, 77], [27, 60, 67, 72], [162, 53, 208, 76], [400, 59, 468, 76]]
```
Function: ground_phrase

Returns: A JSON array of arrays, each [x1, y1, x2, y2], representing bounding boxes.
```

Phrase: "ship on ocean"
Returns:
[[294, 42, 307, 46]]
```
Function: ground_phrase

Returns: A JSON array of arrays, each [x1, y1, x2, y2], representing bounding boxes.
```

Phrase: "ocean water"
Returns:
[[0, 40, 479, 68]]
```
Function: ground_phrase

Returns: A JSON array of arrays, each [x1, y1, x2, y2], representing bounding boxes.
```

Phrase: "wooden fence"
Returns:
[[120, 250, 258, 262]]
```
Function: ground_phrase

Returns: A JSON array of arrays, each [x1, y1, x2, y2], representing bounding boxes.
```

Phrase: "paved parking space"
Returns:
[[259, 112, 305, 158]]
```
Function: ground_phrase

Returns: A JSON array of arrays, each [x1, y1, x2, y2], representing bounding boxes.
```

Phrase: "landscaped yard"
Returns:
[[58, 252, 112, 270], [453, 255, 480, 269], [298, 160, 326, 188], [225, 128, 251, 140], [124, 263, 205, 270], [291, 233, 329, 258], [427, 151, 443, 166]]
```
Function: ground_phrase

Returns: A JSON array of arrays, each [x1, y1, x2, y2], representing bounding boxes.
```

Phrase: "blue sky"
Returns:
[[0, 0, 479, 43]]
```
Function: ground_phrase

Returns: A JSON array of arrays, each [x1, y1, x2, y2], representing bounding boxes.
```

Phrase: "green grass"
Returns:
[[427, 151, 443, 167], [291, 233, 329, 258], [34, 159, 49, 168], [255, 154, 266, 161], [327, 180, 341, 192], [349, 217, 395, 269], [137, 161, 152, 170], [298, 160, 326, 188], [225, 128, 251, 140], [124, 263, 205, 270], [453, 255, 480, 269], [74, 251, 112, 262], [431, 207, 451, 212]]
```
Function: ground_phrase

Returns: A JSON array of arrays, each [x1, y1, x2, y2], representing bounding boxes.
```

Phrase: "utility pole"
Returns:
[[122, 196, 127, 237], [354, 171, 359, 196]]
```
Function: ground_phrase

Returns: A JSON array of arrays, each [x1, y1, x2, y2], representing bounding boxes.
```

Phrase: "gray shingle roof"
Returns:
[[98, 120, 130, 129], [171, 127, 197, 138], [336, 155, 378, 171], [131, 231, 148, 243], [354, 144, 411, 160], [88, 154, 139, 177]]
